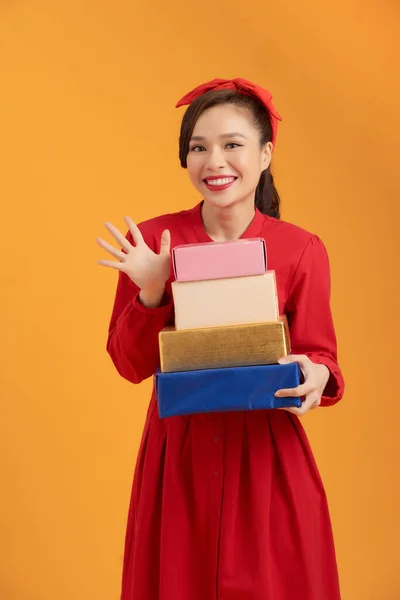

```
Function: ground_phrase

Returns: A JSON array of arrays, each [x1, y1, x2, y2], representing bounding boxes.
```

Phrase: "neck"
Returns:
[[201, 200, 256, 242]]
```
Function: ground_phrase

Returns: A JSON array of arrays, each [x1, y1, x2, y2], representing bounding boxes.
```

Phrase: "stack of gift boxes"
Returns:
[[155, 238, 301, 418]]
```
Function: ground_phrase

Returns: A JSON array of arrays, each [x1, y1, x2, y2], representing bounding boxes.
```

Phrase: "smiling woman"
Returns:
[[97, 77, 344, 600], [186, 105, 272, 213], [178, 82, 282, 220]]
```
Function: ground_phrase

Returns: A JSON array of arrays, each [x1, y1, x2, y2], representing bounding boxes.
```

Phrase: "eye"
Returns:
[[189, 142, 243, 152]]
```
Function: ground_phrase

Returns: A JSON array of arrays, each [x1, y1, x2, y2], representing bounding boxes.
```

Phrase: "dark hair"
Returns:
[[178, 89, 281, 219]]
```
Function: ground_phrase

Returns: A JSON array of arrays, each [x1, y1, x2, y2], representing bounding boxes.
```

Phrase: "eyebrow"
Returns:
[[190, 132, 248, 141]]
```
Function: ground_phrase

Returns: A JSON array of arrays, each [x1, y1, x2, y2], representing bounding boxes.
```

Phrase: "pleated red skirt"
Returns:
[[120, 390, 341, 600]]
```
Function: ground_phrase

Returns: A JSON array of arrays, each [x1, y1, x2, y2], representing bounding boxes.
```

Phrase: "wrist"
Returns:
[[139, 285, 166, 308], [317, 363, 330, 388]]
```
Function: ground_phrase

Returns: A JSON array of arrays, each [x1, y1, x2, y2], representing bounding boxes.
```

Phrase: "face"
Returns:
[[186, 104, 272, 210]]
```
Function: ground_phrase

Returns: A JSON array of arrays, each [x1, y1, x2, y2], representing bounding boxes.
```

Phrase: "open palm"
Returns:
[[96, 216, 171, 291]]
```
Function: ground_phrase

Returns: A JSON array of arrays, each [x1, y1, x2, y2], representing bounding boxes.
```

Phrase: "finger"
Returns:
[[278, 404, 306, 416], [283, 391, 321, 416], [278, 406, 300, 415], [274, 381, 316, 398], [277, 354, 311, 390], [302, 391, 321, 412], [97, 259, 126, 271], [278, 354, 310, 369], [159, 229, 171, 256], [96, 238, 126, 261], [104, 222, 132, 253], [124, 217, 144, 247]]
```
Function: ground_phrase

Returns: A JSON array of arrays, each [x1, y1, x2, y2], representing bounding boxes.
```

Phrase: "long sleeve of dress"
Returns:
[[285, 234, 344, 407], [106, 229, 174, 385]]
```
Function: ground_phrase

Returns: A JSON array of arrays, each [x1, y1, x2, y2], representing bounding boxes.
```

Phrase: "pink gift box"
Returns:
[[172, 238, 266, 283]]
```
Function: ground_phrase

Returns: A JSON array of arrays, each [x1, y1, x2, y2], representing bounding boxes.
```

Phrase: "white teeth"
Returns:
[[206, 177, 236, 186]]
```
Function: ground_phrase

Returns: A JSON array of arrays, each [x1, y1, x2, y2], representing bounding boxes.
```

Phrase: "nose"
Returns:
[[204, 146, 227, 171]]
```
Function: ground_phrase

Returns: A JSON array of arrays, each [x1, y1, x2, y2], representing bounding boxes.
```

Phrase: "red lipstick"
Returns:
[[203, 175, 237, 192]]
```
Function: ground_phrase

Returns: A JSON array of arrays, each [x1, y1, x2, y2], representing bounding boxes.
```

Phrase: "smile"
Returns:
[[203, 177, 237, 191]]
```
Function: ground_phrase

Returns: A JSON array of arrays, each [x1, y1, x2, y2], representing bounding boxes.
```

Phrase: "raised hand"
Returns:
[[96, 217, 171, 294]]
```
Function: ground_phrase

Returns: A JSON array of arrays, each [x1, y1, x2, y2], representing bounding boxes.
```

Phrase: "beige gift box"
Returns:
[[171, 271, 279, 331]]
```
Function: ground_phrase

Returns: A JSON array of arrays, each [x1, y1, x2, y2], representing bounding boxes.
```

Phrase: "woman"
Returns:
[[97, 77, 344, 600]]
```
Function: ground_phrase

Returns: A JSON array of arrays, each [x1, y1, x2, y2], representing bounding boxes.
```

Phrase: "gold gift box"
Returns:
[[159, 316, 290, 373]]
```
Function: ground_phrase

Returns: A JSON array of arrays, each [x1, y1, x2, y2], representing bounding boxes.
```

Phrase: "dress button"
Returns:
[[213, 436, 220, 442], [213, 471, 219, 477]]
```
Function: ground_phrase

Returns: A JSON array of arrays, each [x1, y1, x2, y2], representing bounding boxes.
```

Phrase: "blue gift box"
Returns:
[[155, 363, 302, 418]]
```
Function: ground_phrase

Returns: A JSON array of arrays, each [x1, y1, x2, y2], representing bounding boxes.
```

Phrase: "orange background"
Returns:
[[1, 1, 399, 598]]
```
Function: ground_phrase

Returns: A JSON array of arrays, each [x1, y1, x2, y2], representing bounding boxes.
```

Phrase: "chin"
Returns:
[[203, 196, 236, 209], [203, 193, 250, 210]]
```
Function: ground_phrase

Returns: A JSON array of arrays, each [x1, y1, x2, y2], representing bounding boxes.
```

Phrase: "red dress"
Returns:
[[107, 203, 345, 600]]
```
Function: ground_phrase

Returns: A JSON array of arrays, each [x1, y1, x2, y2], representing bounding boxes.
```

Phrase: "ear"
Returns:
[[261, 141, 273, 171]]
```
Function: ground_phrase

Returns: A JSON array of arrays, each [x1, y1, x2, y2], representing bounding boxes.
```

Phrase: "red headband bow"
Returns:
[[176, 77, 282, 147]]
